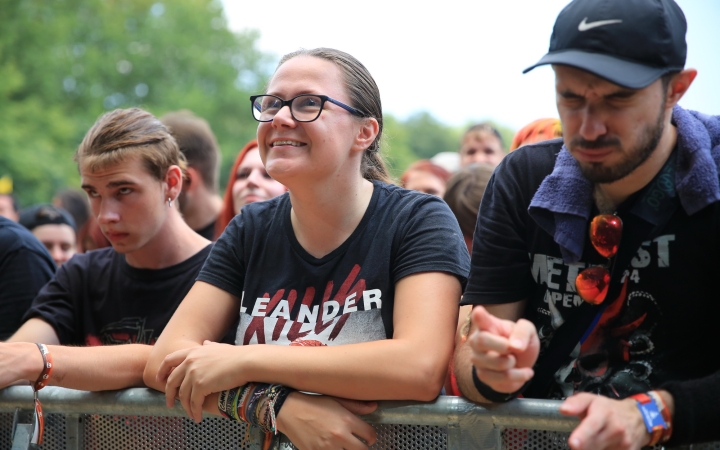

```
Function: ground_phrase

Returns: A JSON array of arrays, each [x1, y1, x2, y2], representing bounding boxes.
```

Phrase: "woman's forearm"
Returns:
[[242, 338, 451, 401]]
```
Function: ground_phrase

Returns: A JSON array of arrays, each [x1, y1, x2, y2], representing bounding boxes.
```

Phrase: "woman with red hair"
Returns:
[[214, 140, 286, 237], [400, 159, 452, 198], [509, 118, 563, 151]]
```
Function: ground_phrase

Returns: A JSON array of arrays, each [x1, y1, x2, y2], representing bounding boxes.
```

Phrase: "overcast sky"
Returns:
[[221, 0, 720, 130]]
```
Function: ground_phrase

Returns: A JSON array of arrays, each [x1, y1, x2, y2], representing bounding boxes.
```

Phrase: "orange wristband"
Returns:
[[33, 343, 53, 391]]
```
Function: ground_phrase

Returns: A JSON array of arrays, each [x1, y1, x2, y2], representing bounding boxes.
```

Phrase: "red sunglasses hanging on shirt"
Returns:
[[575, 214, 623, 305]]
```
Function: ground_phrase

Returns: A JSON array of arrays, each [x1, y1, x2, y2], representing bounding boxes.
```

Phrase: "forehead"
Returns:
[[238, 147, 262, 169], [80, 156, 153, 185], [267, 56, 346, 99], [463, 131, 500, 146], [553, 65, 627, 93], [32, 224, 76, 242], [406, 170, 444, 185]]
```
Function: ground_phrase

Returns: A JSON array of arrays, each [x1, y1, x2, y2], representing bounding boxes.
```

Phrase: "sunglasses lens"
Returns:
[[575, 266, 610, 305], [589, 214, 623, 258]]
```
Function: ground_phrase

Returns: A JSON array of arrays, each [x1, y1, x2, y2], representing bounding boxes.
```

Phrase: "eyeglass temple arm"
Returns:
[[326, 97, 365, 117]]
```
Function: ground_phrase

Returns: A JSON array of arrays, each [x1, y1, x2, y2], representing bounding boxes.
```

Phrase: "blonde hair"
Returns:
[[75, 108, 187, 181]]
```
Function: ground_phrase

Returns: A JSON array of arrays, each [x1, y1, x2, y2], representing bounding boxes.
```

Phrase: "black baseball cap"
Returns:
[[523, 0, 687, 89], [20, 204, 77, 232]]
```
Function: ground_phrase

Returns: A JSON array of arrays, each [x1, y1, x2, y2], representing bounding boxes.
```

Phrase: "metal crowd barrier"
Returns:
[[0, 386, 716, 449]]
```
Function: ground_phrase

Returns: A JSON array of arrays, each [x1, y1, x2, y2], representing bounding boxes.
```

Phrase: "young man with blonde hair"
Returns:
[[0, 108, 211, 392]]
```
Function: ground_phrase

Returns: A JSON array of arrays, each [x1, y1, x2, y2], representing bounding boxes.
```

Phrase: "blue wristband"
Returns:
[[631, 392, 667, 446]]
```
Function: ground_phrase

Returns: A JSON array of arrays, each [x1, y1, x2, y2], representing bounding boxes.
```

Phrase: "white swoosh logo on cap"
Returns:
[[578, 17, 623, 31]]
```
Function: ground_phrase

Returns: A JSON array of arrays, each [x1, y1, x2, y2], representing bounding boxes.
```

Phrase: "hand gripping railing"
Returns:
[[0, 386, 711, 449]]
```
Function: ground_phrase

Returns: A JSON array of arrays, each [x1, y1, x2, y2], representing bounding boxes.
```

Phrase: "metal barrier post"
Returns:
[[65, 414, 84, 450]]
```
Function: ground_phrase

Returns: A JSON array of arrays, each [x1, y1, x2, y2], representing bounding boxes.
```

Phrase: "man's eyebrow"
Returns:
[[106, 180, 138, 188], [558, 89, 583, 98], [605, 89, 637, 99]]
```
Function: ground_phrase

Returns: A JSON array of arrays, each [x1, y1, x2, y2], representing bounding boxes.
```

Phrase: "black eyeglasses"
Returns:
[[250, 94, 365, 123]]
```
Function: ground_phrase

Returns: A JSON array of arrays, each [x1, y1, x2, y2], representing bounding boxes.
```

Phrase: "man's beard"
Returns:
[[571, 106, 666, 184]]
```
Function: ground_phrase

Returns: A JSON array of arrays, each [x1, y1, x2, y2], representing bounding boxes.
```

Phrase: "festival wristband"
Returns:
[[647, 390, 673, 443], [630, 392, 667, 446], [34, 343, 53, 391], [31, 343, 53, 445], [472, 366, 525, 403], [217, 386, 242, 419]]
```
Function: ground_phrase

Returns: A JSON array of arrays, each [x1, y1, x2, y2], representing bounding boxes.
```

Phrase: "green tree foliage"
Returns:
[[381, 115, 418, 181], [404, 112, 462, 160], [0, 0, 269, 205]]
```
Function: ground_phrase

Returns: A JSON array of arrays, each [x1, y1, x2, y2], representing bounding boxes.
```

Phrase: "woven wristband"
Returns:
[[217, 386, 243, 420], [472, 366, 525, 403]]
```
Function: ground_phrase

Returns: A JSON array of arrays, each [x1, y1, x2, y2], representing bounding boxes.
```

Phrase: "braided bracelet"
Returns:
[[217, 383, 293, 434]]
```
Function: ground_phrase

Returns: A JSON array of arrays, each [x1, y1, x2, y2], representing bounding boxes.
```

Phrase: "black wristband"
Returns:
[[472, 366, 525, 403]]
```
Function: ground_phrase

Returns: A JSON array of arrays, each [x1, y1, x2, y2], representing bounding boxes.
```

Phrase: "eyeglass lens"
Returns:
[[574, 214, 623, 305], [252, 95, 324, 122]]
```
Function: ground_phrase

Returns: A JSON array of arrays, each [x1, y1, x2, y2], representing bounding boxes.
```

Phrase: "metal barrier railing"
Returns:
[[0, 386, 714, 449]]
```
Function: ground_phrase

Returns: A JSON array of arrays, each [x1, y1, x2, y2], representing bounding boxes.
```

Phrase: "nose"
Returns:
[[271, 104, 296, 128], [578, 105, 608, 142], [96, 198, 120, 225], [50, 246, 64, 267], [246, 169, 264, 187]]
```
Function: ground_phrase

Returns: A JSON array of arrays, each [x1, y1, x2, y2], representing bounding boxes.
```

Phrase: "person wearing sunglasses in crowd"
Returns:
[[454, 1, 720, 449], [144, 48, 470, 449]]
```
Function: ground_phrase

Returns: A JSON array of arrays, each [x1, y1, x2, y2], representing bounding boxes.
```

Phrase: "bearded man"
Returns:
[[454, 0, 720, 449]]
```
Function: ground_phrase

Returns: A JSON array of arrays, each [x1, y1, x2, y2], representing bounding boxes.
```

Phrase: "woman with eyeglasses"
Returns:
[[145, 48, 470, 449]]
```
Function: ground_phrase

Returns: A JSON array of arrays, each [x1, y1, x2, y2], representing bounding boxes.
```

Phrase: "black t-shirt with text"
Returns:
[[462, 141, 720, 399], [198, 181, 470, 347], [23, 245, 213, 346], [0, 217, 56, 340]]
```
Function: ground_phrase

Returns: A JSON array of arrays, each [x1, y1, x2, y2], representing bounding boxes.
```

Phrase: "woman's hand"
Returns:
[[277, 392, 378, 450], [157, 340, 248, 422]]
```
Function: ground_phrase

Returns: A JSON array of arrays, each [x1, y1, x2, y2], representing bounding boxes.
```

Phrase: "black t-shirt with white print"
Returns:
[[462, 141, 720, 400], [23, 245, 213, 346], [197, 180, 471, 347]]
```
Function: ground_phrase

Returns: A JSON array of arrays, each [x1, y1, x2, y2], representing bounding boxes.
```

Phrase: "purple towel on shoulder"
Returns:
[[528, 105, 720, 264]]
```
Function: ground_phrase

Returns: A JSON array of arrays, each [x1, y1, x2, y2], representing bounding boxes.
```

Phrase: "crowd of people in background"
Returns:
[[1, 0, 719, 449]]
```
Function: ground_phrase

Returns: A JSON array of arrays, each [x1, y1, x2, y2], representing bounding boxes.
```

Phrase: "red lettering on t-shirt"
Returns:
[[243, 290, 284, 344]]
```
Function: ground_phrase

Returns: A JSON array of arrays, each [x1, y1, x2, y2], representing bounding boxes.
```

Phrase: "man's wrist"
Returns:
[[16, 342, 45, 382], [630, 391, 672, 446], [471, 366, 526, 403]]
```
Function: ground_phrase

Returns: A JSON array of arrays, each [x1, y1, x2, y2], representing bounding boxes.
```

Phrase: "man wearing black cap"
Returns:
[[455, 0, 719, 448]]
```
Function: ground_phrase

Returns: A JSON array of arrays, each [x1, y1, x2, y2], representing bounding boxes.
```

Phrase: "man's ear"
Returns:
[[182, 166, 199, 193], [666, 69, 697, 108], [352, 117, 380, 153], [164, 165, 184, 200]]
